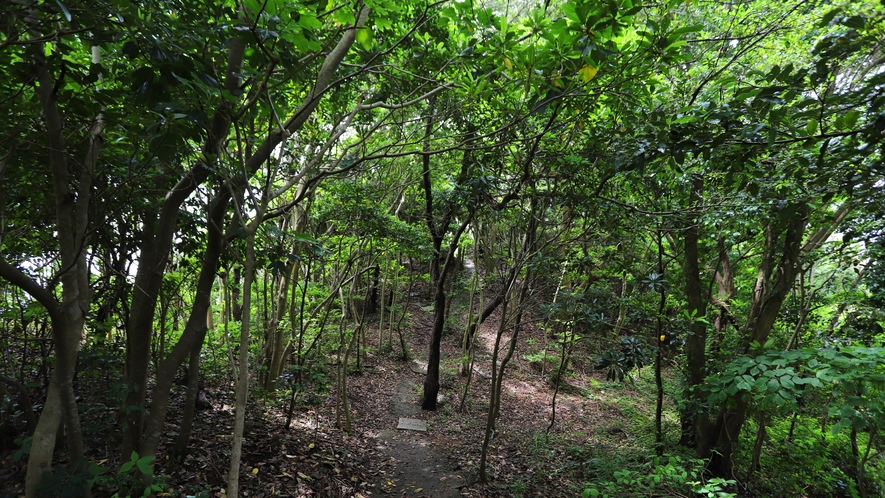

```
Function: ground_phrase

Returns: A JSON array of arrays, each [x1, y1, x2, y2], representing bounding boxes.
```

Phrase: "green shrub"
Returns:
[[582, 454, 736, 498]]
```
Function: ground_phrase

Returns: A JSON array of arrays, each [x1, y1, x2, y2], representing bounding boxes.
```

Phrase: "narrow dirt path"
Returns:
[[371, 361, 466, 497]]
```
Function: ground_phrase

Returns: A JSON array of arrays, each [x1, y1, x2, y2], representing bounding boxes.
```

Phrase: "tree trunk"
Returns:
[[709, 203, 808, 477], [227, 222, 258, 497], [479, 298, 510, 483], [749, 411, 766, 473], [136, 190, 231, 482], [681, 175, 709, 452], [121, 37, 245, 461], [480, 271, 532, 482], [171, 324, 208, 458], [264, 260, 293, 391], [11, 45, 102, 496], [655, 230, 666, 457], [422, 216, 472, 410], [232, 266, 243, 322]]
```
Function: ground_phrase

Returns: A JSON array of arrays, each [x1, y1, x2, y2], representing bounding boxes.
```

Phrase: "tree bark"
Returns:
[[7, 45, 102, 496], [171, 322, 208, 459], [681, 175, 709, 452], [121, 36, 246, 461], [655, 230, 666, 457], [136, 190, 231, 481], [709, 203, 808, 477], [420, 114, 479, 409], [227, 220, 258, 497]]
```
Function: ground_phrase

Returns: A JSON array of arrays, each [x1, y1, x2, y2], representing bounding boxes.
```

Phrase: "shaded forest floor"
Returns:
[[0, 283, 683, 497]]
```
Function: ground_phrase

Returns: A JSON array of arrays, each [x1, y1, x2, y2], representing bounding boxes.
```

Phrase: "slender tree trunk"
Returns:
[[137, 190, 231, 482], [264, 260, 293, 391], [481, 272, 531, 482], [121, 37, 245, 461], [422, 216, 473, 410], [378, 249, 389, 353], [749, 411, 766, 473], [339, 278, 370, 433], [479, 299, 510, 483], [479, 199, 538, 481], [546, 321, 574, 435], [12, 45, 102, 496], [857, 426, 875, 498], [615, 273, 628, 333], [227, 222, 258, 497], [460, 241, 480, 376], [395, 266, 414, 360], [459, 270, 485, 412], [171, 322, 208, 458], [655, 230, 666, 457], [232, 266, 243, 322]]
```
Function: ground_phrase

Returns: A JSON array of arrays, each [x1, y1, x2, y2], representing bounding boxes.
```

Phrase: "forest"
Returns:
[[1, 0, 884, 496]]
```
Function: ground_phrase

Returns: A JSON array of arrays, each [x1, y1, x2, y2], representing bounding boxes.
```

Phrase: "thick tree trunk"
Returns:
[[681, 176, 709, 452], [711, 236, 736, 356], [709, 204, 808, 477]]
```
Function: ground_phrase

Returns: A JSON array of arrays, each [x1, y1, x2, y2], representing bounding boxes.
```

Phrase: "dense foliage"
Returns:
[[1, 0, 884, 496]]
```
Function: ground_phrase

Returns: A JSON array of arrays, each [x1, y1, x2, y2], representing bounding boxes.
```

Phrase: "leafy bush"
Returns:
[[595, 336, 649, 383], [582, 454, 735, 498]]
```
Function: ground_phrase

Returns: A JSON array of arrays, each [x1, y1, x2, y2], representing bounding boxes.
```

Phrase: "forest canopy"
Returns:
[[1, 0, 884, 496]]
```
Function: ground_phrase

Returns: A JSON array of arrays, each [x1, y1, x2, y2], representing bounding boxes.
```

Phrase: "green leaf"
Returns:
[[670, 24, 704, 36], [831, 421, 843, 435], [819, 8, 841, 27], [843, 16, 865, 29], [843, 110, 860, 129], [298, 14, 323, 30], [136, 455, 155, 475], [356, 27, 373, 50], [54, 0, 72, 22]]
